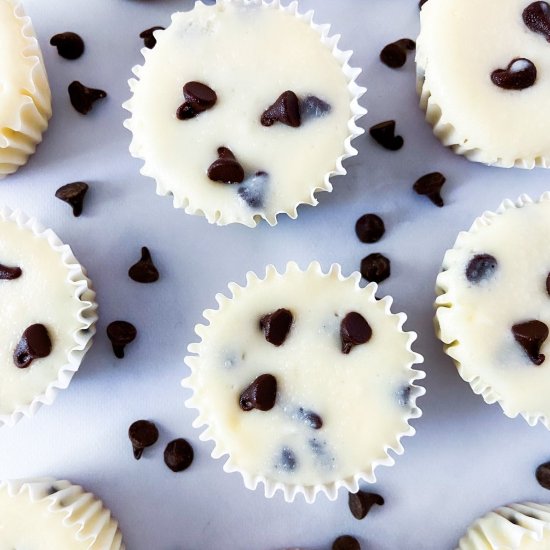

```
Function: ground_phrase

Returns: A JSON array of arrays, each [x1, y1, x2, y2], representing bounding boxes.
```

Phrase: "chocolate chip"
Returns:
[[413, 172, 445, 207], [207, 147, 245, 184], [547, 273, 550, 296], [465, 254, 498, 284], [536, 461, 550, 490], [300, 95, 331, 120], [260, 308, 293, 346], [50, 32, 85, 60], [139, 26, 164, 49], [106, 321, 137, 359], [238, 171, 267, 208], [68, 81, 106, 115], [398, 386, 412, 406], [13, 324, 52, 369], [297, 408, 323, 430], [348, 491, 385, 520], [176, 81, 217, 120], [279, 447, 297, 471], [164, 438, 194, 472], [239, 374, 277, 411], [261, 91, 301, 127], [332, 535, 361, 550], [491, 58, 537, 90], [369, 120, 403, 151], [355, 213, 385, 243], [128, 247, 159, 283], [419, 0, 429, 8], [340, 312, 372, 354], [380, 39, 416, 68], [523, 2, 550, 42], [0, 263, 22, 280], [128, 420, 159, 460], [512, 320, 548, 365], [55, 182, 89, 217], [360, 253, 391, 283]]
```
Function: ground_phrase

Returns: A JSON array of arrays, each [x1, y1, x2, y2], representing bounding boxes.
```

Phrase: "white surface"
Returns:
[[1, 1, 550, 549]]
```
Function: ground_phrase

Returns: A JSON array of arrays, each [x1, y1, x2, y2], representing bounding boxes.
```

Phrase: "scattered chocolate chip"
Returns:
[[360, 253, 391, 283], [239, 374, 277, 411], [238, 171, 267, 208], [164, 438, 194, 472], [332, 535, 361, 550], [106, 321, 137, 359], [340, 312, 372, 354], [536, 461, 550, 489], [128, 420, 159, 460], [380, 38, 416, 68], [279, 447, 297, 471], [512, 320, 548, 365], [68, 81, 106, 115], [419, 0, 429, 8], [369, 120, 403, 151], [491, 58, 537, 90], [297, 408, 323, 430], [207, 147, 245, 184], [300, 95, 331, 120], [128, 247, 159, 283], [55, 182, 89, 217], [139, 26, 164, 49], [50, 32, 85, 60], [547, 273, 550, 296], [413, 172, 445, 207], [260, 308, 293, 346], [176, 81, 217, 120], [261, 91, 301, 127], [465, 254, 498, 284], [0, 263, 22, 280], [348, 491, 385, 520], [355, 213, 385, 243], [13, 324, 52, 368], [523, 2, 550, 42]]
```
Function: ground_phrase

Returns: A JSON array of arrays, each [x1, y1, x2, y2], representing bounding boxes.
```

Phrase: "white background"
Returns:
[[1, 1, 550, 549]]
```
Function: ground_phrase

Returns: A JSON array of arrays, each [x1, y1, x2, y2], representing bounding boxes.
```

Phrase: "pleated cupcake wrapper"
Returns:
[[123, 0, 367, 227], [183, 261, 425, 503], [0, 478, 124, 549], [435, 192, 550, 429], [0, 0, 52, 178], [457, 502, 550, 550], [0, 207, 97, 428]]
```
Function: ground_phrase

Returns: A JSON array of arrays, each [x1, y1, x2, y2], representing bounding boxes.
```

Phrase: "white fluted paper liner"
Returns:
[[0, 478, 124, 549], [435, 193, 550, 429], [457, 502, 550, 549], [0, 0, 52, 177], [123, 0, 366, 227], [0, 207, 97, 428], [183, 261, 425, 502]]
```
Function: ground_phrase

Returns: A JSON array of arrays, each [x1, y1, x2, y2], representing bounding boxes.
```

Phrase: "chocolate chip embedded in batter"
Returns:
[[332, 535, 361, 550], [164, 438, 194, 472], [360, 253, 391, 283], [177, 81, 217, 120], [260, 308, 293, 346], [50, 32, 85, 60], [546, 273, 550, 296], [279, 447, 297, 471], [380, 39, 416, 69], [13, 324, 52, 369], [512, 320, 548, 365], [55, 182, 89, 217], [238, 171, 267, 208], [0, 263, 22, 280], [491, 58, 537, 91], [348, 490, 385, 520], [139, 26, 164, 49], [523, 2, 550, 42], [419, 0, 429, 8], [413, 172, 445, 207], [239, 373, 277, 411], [465, 254, 498, 284], [106, 320, 137, 359], [261, 91, 301, 128], [369, 120, 404, 151], [128, 419, 159, 460], [355, 213, 385, 244], [300, 95, 332, 120], [68, 81, 107, 115], [207, 147, 245, 184], [298, 408, 323, 430], [341, 312, 372, 354], [536, 461, 550, 490], [397, 386, 412, 406], [128, 247, 160, 283]]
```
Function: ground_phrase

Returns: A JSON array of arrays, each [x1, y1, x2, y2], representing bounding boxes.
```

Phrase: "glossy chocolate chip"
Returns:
[[164, 438, 194, 472], [465, 254, 498, 284], [297, 408, 323, 430], [369, 120, 403, 151], [55, 182, 89, 217], [341, 312, 372, 354], [413, 172, 445, 207], [380, 38, 416, 68], [128, 247, 159, 283], [239, 374, 277, 411], [107, 321, 137, 359], [332, 535, 361, 550], [50, 32, 85, 60], [128, 420, 159, 460], [68, 81, 106, 115], [300, 95, 331, 120], [207, 147, 245, 184], [261, 91, 301, 127], [355, 213, 385, 243], [177, 81, 217, 120], [547, 273, 550, 296], [360, 253, 391, 283], [279, 447, 297, 471], [260, 308, 293, 346], [536, 461, 550, 490], [512, 320, 548, 365], [13, 324, 52, 369], [238, 171, 267, 208], [491, 58, 537, 90], [139, 26, 164, 49], [348, 491, 385, 520], [0, 263, 22, 280], [523, 2, 550, 42]]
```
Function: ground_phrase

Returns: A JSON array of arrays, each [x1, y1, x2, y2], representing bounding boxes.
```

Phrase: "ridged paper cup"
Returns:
[[183, 261, 425, 502], [123, 0, 366, 227], [0, 478, 124, 549], [435, 193, 550, 428], [0, 0, 52, 177], [0, 207, 97, 428]]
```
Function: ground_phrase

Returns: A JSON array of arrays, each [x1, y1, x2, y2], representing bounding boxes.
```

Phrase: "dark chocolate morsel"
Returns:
[[238, 171, 267, 208], [55, 182, 89, 217], [380, 38, 415, 68], [0, 263, 22, 280], [260, 308, 293, 346], [547, 272, 550, 296], [177, 81, 217, 120], [536, 461, 550, 490], [300, 95, 332, 120], [465, 254, 498, 284], [332, 535, 361, 550], [523, 2, 550, 42], [360, 253, 391, 283], [207, 147, 245, 184], [413, 172, 446, 207], [279, 447, 297, 471], [50, 32, 85, 60], [139, 26, 164, 49], [491, 58, 537, 90], [419, 0, 429, 8], [106, 321, 137, 359], [298, 408, 323, 430], [341, 312, 372, 354], [128, 246, 160, 283], [128, 420, 159, 460], [348, 490, 385, 520], [512, 320, 548, 365], [68, 81, 106, 115], [239, 373, 277, 411], [13, 324, 52, 369], [164, 438, 194, 472], [369, 120, 404, 151], [355, 213, 385, 243], [261, 91, 301, 127]]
